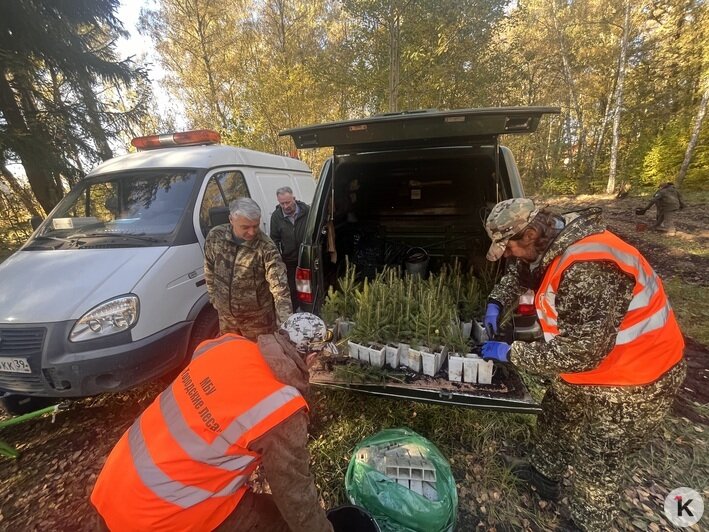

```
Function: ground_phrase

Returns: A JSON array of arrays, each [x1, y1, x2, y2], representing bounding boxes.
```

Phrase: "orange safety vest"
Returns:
[[535, 231, 684, 386], [91, 335, 308, 531]]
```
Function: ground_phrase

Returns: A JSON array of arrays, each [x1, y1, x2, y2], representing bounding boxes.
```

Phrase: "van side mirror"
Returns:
[[30, 215, 44, 230], [208, 206, 230, 228]]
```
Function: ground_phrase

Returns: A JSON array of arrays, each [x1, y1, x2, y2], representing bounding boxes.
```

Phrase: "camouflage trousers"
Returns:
[[218, 309, 278, 341], [651, 207, 678, 233], [214, 490, 290, 532], [530, 361, 686, 532]]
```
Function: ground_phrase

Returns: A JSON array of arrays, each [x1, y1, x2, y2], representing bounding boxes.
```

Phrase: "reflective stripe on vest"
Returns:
[[535, 231, 683, 385], [191, 334, 244, 360], [129, 382, 303, 507], [538, 241, 668, 343]]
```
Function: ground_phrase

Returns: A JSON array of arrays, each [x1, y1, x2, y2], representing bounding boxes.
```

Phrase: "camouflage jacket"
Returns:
[[249, 332, 333, 532], [646, 184, 685, 212], [491, 208, 639, 376], [204, 224, 292, 325]]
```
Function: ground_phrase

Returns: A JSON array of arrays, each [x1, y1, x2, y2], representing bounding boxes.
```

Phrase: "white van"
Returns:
[[0, 130, 314, 413]]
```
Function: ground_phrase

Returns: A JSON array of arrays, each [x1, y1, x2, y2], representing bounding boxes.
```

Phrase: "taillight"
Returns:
[[517, 304, 536, 315], [131, 129, 220, 150], [516, 290, 536, 316], [295, 267, 313, 303]]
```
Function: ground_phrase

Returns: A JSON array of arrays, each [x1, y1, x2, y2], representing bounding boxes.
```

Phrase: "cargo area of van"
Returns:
[[320, 147, 506, 289], [300, 147, 539, 412], [281, 108, 561, 412]]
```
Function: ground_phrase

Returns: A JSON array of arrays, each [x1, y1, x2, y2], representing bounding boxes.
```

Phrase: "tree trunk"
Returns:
[[676, 82, 709, 188], [606, 0, 631, 194], [0, 69, 62, 214], [195, 2, 229, 129], [551, 3, 585, 175], [77, 77, 113, 161], [0, 164, 42, 217], [388, 6, 400, 113], [590, 88, 615, 177]]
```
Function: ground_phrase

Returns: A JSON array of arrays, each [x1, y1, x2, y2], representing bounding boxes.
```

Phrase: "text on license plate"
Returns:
[[0, 357, 32, 373]]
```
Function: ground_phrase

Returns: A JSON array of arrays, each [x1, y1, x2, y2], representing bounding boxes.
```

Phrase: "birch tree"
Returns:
[[606, 0, 632, 194], [676, 81, 709, 187]]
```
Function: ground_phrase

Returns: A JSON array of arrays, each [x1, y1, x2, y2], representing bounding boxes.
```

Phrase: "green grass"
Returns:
[[664, 279, 709, 346], [308, 264, 709, 529], [308, 388, 708, 530]]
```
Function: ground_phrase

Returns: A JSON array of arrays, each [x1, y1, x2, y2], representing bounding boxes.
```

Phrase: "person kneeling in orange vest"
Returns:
[[91, 313, 336, 532], [481, 199, 685, 532]]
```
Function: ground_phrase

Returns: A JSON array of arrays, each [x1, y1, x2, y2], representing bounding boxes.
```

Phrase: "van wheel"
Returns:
[[157, 307, 220, 386], [188, 306, 220, 356], [0, 395, 59, 416]]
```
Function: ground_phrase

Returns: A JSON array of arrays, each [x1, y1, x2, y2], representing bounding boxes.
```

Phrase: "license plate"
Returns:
[[0, 357, 32, 374]]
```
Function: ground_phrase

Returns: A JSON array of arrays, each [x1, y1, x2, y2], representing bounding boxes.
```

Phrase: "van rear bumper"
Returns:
[[0, 321, 192, 397]]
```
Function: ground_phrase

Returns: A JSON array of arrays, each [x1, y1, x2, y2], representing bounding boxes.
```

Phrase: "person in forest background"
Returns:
[[635, 182, 685, 234]]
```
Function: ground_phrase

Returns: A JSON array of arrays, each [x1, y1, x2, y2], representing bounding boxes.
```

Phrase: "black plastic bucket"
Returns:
[[404, 247, 429, 277], [326, 504, 381, 532]]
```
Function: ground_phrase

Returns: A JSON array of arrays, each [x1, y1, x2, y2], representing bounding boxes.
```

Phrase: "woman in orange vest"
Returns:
[[91, 313, 336, 532], [480, 199, 685, 532]]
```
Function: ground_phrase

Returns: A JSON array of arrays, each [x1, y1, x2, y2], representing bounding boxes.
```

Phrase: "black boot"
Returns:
[[503, 456, 561, 501]]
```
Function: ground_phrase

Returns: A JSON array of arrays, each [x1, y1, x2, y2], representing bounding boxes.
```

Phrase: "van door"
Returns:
[[252, 170, 300, 235], [293, 173, 316, 204], [195, 169, 251, 244], [296, 159, 333, 312]]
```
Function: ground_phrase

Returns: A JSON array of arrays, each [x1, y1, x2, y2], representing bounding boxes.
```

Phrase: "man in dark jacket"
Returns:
[[635, 182, 685, 233], [270, 186, 311, 309]]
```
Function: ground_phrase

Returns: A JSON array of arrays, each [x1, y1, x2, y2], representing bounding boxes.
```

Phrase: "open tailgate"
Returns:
[[280, 106, 560, 153], [310, 363, 541, 414]]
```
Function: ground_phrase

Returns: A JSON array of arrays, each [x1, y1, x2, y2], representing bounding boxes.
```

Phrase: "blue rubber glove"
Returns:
[[482, 341, 511, 363], [484, 302, 502, 338]]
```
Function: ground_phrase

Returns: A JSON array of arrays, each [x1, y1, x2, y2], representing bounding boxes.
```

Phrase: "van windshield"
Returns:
[[29, 170, 197, 248]]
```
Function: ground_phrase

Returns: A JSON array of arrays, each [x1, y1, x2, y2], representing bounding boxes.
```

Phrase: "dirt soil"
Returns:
[[1, 193, 706, 530]]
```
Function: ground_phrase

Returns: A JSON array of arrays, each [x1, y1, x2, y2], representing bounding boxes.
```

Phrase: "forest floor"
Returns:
[[0, 192, 707, 531]]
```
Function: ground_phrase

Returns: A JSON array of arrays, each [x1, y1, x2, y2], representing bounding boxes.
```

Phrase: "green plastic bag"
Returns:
[[345, 427, 457, 532]]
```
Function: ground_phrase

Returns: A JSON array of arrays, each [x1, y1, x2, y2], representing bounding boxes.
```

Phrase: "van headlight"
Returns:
[[70, 295, 139, 342]]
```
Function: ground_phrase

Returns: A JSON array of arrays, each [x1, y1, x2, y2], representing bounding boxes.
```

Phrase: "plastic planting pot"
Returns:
[[327, 504, 381, 532]]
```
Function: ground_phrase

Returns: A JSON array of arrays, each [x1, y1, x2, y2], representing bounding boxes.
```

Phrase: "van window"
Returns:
[[30, 171, 198, 248], [198, 171, 249, 236]]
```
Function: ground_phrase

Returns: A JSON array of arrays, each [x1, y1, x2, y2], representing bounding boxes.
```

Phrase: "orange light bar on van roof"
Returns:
[[131, 129, 221, 150]]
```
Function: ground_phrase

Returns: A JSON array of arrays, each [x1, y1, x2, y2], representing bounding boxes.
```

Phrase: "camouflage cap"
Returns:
[[485, 198, 539, 261], [280, 312, 338, 355]]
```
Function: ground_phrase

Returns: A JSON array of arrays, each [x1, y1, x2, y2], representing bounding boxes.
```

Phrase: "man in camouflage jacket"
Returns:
[[481, 198, 685, 531], [205, 198, 292, 340], [636, 182, 685, 233]]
